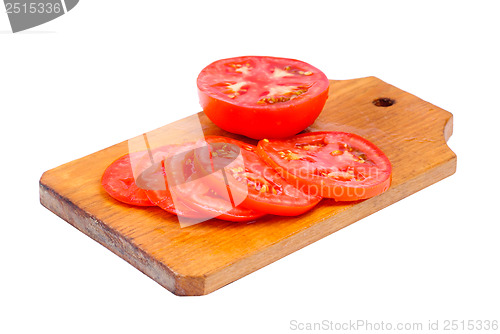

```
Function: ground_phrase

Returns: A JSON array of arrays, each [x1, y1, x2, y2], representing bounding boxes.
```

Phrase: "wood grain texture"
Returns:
[[39, 77, 457, 296]]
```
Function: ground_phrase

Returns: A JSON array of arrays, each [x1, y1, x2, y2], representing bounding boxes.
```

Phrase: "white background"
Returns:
[[1, 1, 499, 333]]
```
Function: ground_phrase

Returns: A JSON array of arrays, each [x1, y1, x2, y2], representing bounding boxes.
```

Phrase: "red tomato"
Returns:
[[197, 56, 330, 139], [195, 136, 322, 216], [164, 146, 266, 222], [136, 157, 206, 219], [256, 132, 392, 201], [101, 152, 154, 206], [136, 142, 265, 222]]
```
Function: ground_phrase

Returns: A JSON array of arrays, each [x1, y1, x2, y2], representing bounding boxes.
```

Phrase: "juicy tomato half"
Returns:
[[197, 56, 330, 139], [101, 152, 155, 206], [136, 142, 265, 222], [194, 136, 322, 216], [256, 132, 392, 201]]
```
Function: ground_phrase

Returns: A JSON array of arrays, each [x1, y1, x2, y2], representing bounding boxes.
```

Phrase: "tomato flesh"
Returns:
[[101, 152, 154, 206], [195, 136, 322, 216], [197, 56, 330, 139], [256, 132, 392, 201], [163, 144, 266, 222], [136, 142, 265, 222]]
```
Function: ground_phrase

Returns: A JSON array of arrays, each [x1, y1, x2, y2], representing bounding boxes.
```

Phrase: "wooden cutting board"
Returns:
[[39, 77, 457, 296]]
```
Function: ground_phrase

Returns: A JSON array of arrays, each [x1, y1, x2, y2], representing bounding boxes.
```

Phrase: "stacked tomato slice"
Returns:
[[101, 151, 155, 207], [196, 136, 322, 216], [101, 132, 392, 223], [197, 56, 330, 139]]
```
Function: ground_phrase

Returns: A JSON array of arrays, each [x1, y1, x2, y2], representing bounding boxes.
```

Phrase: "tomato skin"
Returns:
[[146, 187, 208, 219], [256, 132, 392, 201], [197, 56, 330, 139]]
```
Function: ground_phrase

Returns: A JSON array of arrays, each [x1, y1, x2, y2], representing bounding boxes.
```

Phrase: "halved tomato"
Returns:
[[194, 136, 322, 216], [101, 152, 155, 206], [256, 132, 392, 201], [197, 56, 330, 139]]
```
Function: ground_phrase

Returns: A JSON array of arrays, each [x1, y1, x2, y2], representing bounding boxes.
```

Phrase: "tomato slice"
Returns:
[[137, 161, 206, 219], [101, 152, 155, 206], [194, 136, 322, 216], [134, 143, 212, 219], [136, 142, 265, 222], [197, 56, 330, 139], [164, 146, 267, 222], [256, 132, 392, 201]]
